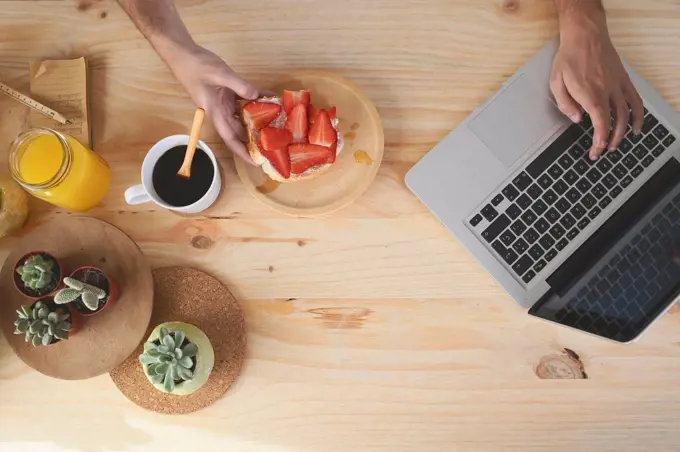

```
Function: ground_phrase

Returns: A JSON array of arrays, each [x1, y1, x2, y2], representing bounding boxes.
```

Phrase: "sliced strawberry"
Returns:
[[282, 90, 311, 115], [260, 127, 292, 151], [326, 140, 337, 163], [259, 127, 292, 179], [308, 104, 319, 125], [309, 109, 337, 148], [243, 102, 281, 130], [309, 105, 336, 125], [289, 144, 332, 174], [285, 103, 308, 143], [261, 148, 291, 179]]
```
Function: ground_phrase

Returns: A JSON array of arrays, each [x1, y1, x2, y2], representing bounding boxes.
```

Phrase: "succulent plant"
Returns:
[[13, 301, 72, 346], [139, 327, 198, 393], [16, 255, 55, 291], [54, 277, 106, 311]]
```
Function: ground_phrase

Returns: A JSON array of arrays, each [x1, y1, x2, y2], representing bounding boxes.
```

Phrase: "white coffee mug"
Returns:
[[124, 134, 221, 214]]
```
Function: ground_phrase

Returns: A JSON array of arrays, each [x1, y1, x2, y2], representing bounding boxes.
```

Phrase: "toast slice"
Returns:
[[239, 91, 343, 183]]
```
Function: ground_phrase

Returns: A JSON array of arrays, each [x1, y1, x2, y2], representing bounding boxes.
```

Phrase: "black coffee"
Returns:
[[152, 145, 215, 207]]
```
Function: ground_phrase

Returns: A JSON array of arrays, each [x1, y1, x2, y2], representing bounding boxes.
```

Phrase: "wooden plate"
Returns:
[[0, 217, 153, 380], [235, 70, 384, 216]]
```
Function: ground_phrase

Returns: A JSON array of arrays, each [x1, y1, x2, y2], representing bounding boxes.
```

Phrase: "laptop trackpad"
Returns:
[[469, 74, 564, 168]]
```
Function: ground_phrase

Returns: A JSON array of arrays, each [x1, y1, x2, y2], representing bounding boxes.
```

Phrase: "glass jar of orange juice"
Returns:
[[9, 128, 110, 212], [0, 172, 29, 237]]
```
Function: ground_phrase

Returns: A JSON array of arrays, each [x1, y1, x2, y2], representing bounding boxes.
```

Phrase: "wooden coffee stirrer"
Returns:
[[177, 108, 205, 179]]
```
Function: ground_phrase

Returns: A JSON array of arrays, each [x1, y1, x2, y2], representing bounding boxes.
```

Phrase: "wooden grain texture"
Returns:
[[1, 0, 680, 451]]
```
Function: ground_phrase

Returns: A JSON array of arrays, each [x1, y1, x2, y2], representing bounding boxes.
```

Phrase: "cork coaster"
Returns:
[[109, 267, 246, 414]]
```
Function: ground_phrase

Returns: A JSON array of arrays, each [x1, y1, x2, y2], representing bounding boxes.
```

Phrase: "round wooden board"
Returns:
[[109, 267, 247, 415], [0, 217, 153, 380], [235, 70, 384, 217]]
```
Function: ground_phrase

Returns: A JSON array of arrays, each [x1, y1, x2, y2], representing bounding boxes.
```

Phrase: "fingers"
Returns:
[[582, 99, 611, 160], [210, 70, 259, 100], [550, 71, 582, 123], [210, 107, 256, 165], [608, 92, 629, 151], [218, 92, 247, 141], [227, 114, 247, 142], [227, 74, 259, 100], [625, 80, 644, 135], [259, 89, 277, 98]]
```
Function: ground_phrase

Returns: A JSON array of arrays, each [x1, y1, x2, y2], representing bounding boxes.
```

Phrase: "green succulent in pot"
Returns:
[[13, 252, 62, 297], [13, 300, 74, 346], [17, 255, 53, 290], [55, 277, 106, 311], [139, 322, 214, 395]]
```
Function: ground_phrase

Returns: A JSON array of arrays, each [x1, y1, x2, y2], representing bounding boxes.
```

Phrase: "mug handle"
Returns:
[[124, 184, 151, 205]]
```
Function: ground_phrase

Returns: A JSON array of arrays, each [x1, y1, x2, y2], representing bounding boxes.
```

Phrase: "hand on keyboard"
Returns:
[[550, 6, 644, 161]]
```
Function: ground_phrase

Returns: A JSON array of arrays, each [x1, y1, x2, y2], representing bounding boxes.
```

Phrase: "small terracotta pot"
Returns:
[[67, 304, 83, 337], [68, 266, 119, 316], [30, 298, 80, 345], [13, 251, 64, 299]]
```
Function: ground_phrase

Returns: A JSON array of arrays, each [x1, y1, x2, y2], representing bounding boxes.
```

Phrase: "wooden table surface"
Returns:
[[1, 1, 680, 451]]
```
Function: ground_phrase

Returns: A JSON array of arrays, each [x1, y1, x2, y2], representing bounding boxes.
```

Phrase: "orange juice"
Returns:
[[10, 129, 110, 212]]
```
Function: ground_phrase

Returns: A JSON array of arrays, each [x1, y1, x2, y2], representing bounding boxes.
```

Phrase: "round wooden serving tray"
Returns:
[[235, 70, 384, 217], [0, 217, 153, 380]]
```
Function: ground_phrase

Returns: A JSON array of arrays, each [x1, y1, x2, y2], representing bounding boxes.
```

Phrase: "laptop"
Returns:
[[405, 39, 680, 343]]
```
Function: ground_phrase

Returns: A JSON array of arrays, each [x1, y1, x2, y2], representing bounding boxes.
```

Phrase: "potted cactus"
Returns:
[[13, 298, 80, 347], [54, 266, 118, 316], [139, 322, 214, 395], [13, 252, 63, 298]]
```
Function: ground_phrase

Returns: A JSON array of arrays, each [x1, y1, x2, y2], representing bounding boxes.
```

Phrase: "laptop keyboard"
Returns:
[[469, 108, 677, 285], [555, 192, 680, 340]]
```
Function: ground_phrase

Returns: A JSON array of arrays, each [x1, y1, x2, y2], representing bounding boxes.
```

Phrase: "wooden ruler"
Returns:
[[0, 80, 71, 125]]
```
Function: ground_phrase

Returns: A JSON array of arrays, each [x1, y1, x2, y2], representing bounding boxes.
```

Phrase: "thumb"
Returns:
[[550, 71, 582, 123], [212, 70, 259, 100], [209, 106, 256, 165]]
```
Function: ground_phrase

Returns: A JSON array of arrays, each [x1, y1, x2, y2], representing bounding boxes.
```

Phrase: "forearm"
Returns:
[[553, 0, 604, 18], [117, 0, 196, 67], [554, 0, 608, 39]]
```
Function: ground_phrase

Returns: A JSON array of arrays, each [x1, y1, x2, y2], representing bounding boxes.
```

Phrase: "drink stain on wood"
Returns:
[[256, 178, 281, 194], [354, 150, 373, 165]]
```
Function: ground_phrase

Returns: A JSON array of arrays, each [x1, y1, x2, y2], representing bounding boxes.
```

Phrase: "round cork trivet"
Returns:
[[109, 267, 246, 414]]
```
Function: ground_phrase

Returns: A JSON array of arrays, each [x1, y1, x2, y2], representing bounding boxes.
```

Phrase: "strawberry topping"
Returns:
[[285, 103, 309, 144], [243, 102, 281, 130], [289, 144, 333, 174], [282, 90, 311, 115], [309, 109, 338, 153], [259, 127, 292, 179]]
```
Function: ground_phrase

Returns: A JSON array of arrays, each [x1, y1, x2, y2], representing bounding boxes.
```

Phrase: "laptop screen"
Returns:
[[529, 158, 680, 342]]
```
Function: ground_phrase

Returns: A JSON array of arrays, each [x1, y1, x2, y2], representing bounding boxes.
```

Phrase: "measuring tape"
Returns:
[[0, 81, 70, 125]]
